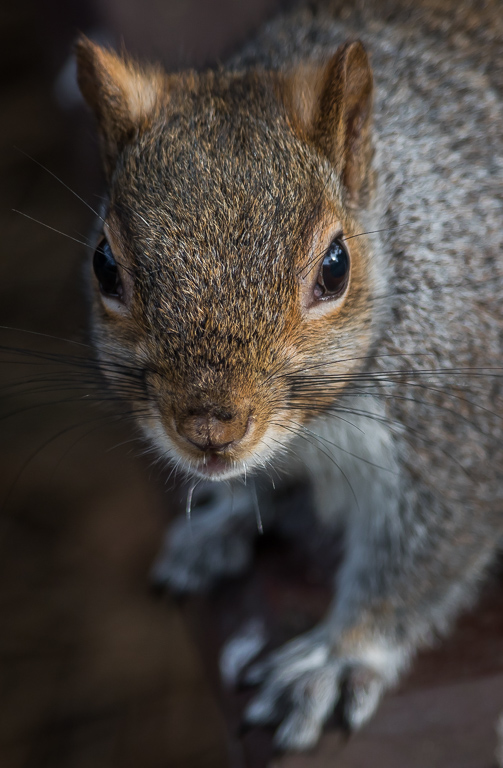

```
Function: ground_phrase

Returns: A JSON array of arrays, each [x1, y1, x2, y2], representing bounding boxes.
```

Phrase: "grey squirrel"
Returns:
[[75, 0, 503, 752]]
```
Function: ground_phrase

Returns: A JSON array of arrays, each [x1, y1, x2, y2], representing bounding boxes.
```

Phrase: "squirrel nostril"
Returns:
[[176, 408, 252, 452], [185, 435, 233, 452]]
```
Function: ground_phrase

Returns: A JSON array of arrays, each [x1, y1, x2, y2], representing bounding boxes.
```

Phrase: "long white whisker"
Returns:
[[251, 479, 263, 534]]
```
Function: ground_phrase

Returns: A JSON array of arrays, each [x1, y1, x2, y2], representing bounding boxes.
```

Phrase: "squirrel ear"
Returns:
[[75, 36, 165, 175], [287, 41, 374, 206]]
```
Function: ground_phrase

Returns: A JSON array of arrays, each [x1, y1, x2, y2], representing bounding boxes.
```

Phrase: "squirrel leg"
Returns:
[[243, 427, 495, 750], [150, 481, 272, 593]]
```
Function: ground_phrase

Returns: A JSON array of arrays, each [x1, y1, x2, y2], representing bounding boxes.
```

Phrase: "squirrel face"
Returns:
[[77, 39, 382, 480]]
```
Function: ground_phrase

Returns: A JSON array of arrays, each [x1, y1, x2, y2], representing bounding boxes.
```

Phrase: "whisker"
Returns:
[[12, 209, 93, 249], [324, 403, 473, 479], [251, 479, 263, 534], [272, 420, 361, 513], [292, 420, 397, 474], [341, 224, 409, 242], [186, 481, 199, 526], [0, 408, 139, 520], [14, 146, 103, 222], [47, 415, 141, 483], [0, 325, 92, 349]]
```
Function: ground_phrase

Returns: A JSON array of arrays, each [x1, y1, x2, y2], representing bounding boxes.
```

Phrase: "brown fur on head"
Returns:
[[76, 36, 383, 481]]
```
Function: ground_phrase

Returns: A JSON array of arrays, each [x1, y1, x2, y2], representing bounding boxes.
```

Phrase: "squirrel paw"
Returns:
[[243, 628, 392, 751], [150, 483, 255, 593]]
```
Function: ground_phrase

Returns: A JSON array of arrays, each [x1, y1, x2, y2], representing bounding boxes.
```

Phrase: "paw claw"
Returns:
[[237, 627, 396, 751], [242, 659, 270, 686], [244, 681, 286, 725], [245, 696, 278, 726], [274, 710, 321, 752], [341, 665, 384, 730], [220, 618, 268, 687]]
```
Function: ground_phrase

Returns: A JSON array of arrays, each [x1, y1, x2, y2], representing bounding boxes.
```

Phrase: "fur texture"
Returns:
[[76, 0, 503, 752]]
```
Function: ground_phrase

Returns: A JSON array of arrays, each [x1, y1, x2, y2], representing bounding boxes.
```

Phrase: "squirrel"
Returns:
[[75, 0, 503, 753]]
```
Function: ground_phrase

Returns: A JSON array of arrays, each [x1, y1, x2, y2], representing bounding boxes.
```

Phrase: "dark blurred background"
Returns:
[[1, 2, 503, 767]]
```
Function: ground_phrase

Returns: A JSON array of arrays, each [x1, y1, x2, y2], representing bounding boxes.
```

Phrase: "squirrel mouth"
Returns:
[[197, 453, 233, 477]]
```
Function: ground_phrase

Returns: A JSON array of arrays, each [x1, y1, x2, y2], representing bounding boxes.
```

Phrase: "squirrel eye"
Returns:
[[93, 238, 122, 298], [315, 238, 350, 299]]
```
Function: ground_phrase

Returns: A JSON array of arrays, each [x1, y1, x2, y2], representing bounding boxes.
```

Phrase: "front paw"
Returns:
[[242, 628, 397, 751], [150, 483, 255, 593]]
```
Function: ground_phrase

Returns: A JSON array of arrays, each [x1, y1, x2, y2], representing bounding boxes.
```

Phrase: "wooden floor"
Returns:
[[1, 1, 502, 767]]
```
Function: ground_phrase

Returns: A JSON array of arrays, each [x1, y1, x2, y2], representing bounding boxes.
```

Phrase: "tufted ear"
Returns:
[[75, 36, 166, 176], [286, 41, 374, 206]]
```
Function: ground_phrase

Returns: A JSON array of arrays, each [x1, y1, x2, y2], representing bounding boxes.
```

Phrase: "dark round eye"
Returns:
[[315, 237, 350, 299], [93, 238, 122, 298]]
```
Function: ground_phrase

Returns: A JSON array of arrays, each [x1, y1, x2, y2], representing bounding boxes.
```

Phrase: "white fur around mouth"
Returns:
[[193, 454, 241, 480]]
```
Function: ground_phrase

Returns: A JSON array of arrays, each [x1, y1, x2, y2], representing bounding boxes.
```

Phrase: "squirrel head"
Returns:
[[76, 37, 383, 480]]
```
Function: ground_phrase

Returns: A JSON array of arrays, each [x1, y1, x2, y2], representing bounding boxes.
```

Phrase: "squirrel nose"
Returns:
[[176, 408, 251, 452]]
